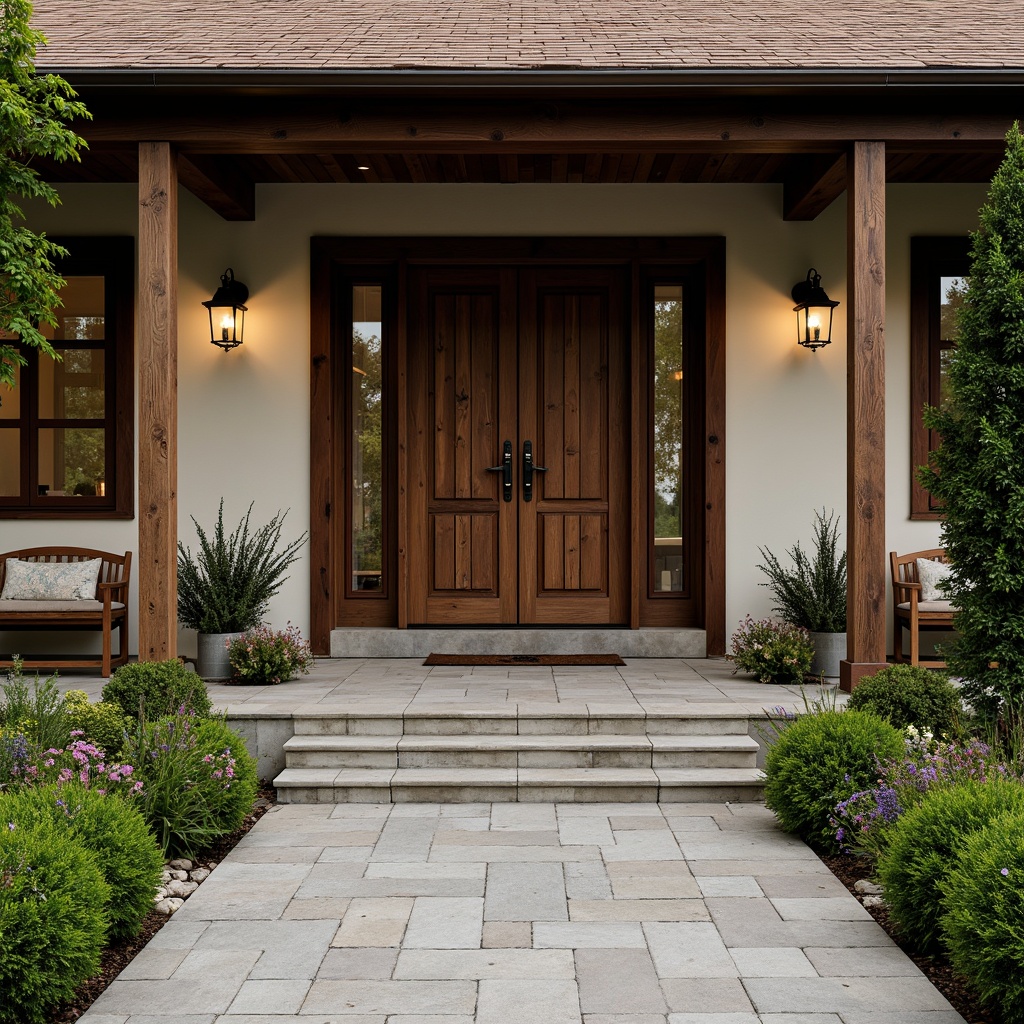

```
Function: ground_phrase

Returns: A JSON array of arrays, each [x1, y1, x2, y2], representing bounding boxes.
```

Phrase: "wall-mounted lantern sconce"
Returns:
[[202, 268, 248, 351], [791, 268, 839, 353]]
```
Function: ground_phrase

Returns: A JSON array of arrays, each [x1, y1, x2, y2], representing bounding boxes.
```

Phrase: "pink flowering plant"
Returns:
[[831, 733, 1022, 861], [227, 623, 313, 685], [124, 706, 257, 857], [15, 732, 143, 798], [729, 616, 814, 686]]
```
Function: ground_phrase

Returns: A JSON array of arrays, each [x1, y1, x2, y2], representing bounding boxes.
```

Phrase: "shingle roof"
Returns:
[[31, 0, 1024, 72]]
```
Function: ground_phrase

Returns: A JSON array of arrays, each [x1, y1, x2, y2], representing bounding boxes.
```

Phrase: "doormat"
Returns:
[[424, 653, 625, 666]]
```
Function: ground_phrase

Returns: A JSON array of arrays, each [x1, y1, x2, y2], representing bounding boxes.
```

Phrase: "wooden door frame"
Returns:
[[309, 236, 727, 654]]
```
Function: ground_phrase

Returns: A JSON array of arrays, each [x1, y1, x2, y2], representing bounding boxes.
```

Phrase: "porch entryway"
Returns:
[[313, 237, 727, 655]]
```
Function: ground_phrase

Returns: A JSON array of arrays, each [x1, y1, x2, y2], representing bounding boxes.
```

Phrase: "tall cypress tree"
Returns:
[[921, 122, 1024, 719]]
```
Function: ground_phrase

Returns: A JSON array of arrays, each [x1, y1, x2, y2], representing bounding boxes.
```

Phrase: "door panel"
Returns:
[[519, 269, 629, 624], [407, 268, 517, 623], [407, 265, 628, 625]]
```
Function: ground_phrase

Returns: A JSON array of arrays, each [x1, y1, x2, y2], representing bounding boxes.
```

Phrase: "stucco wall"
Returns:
[[6, 180, 987, 658]]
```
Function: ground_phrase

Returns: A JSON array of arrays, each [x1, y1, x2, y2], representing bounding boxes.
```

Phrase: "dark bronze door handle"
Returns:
[[487, 440, 514, 502], [522, 440, 548, 502]]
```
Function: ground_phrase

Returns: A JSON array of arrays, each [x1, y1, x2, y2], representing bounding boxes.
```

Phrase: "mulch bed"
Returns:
[[50, 785, 278, 1023], [821, 852, 998, 1024]]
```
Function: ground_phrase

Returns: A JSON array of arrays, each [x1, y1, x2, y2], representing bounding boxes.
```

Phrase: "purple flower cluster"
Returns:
[[24, 736, 143, 797], [832, 737, 1017, 851]]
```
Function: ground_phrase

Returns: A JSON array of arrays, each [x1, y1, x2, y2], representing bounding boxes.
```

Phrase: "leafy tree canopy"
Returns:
[[921, 121, 1024, 718], [0, 0, 90, 392]]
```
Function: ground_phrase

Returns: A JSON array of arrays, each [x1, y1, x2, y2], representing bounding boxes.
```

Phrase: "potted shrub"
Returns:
[[177, 500, 307, 680], [757, 508, 847, 678]]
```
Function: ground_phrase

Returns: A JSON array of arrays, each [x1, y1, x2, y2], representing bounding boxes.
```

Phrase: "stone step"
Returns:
[[273, 765, 765, 804], [291, 709, 753, 737], [283, 732, 759, 770]]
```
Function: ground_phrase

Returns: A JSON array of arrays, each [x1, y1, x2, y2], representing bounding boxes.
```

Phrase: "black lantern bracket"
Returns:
[[203, 267, 249, 351], [791, 267, 839, 353]]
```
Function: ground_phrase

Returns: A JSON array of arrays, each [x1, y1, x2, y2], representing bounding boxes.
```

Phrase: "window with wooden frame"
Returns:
[[910, 236, 970, 519], [0, 237, 134, 518]]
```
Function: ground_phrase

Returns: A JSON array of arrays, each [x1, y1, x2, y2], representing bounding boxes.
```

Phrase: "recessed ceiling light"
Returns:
[[357, 165, 370, 171]]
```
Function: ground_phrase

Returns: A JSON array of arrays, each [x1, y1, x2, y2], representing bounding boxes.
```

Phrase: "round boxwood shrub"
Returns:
[[764, 709, 905, 850], [941, 809, 1024, 1024], [128, 710, 258, 857], [0, 783, 164, 941], [846, 664, 962, 737], [63, 689, 131, 758], [877, 776, 1024, 954], [102, 659, 212, 721], [0, 820, 109, 1024]]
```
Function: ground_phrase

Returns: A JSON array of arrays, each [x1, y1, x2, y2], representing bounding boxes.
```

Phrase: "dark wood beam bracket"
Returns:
[[783, 154, 847, 221], [177, 152, 256, 221]]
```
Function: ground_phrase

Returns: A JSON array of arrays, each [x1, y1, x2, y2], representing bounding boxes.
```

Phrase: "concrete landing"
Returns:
[[330, 627, 707, 659]]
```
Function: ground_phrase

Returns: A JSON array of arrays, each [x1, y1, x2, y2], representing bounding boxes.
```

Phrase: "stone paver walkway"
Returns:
[[81, 800, 965, 1024]]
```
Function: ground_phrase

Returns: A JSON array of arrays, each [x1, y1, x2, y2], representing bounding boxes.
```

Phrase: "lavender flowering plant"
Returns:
[[831, 732, 1019, 861]]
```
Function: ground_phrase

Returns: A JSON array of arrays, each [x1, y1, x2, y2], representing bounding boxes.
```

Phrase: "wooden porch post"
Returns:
[[840, 140, 888, 692], [137, 142, 179, 661]]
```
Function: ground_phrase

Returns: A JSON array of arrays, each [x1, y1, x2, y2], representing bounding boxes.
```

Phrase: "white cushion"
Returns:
[[0, 558, 102, 601], [897, 600, 957, 613], [916, 558, 953, 602], [0, 599, 124, 613]]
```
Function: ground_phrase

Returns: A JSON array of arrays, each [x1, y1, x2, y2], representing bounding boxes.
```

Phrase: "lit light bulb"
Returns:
[[807, 314, 821, 342], [220, 314, 233, 342]]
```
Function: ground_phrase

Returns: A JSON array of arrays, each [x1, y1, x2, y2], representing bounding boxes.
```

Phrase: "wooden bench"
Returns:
[[0, 547, 132, 678], [891, 548, 956, 668]]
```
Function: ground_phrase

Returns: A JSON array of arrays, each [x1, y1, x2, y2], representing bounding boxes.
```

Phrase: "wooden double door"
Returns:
[[406, 265, 629, 625]]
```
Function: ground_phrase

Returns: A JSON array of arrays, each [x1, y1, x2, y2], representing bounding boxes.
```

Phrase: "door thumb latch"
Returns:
[[486, 440, 514, 502]]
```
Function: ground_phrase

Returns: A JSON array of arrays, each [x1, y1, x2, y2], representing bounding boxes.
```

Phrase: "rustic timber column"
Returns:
[[840, 140, 888, 692], [137, 142, 179, 661]]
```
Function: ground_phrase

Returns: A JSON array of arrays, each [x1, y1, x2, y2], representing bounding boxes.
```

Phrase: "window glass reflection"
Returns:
[[653, 285, 684, 593]]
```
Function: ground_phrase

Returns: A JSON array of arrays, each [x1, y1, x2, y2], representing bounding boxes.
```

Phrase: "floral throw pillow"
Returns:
[[916, 557, 952, 602], [0, 558, 102, 601]]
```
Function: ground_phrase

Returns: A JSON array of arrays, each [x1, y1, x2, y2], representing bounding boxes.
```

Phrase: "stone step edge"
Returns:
[[288, 708, 756, 720], [274, 766, 765, 788], [283, 734, 760, 751]]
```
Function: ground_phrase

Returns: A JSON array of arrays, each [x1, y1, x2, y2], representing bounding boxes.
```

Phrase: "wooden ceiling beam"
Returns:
[[79, 103, 1018, 154], [783, 153, 847, 221], [176, 153, 255, 220]]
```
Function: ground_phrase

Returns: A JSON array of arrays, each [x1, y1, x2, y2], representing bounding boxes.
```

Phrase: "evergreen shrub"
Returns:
[[846, 664, 962, 737], [764, 709, 904, 849], [0, 820, 108, 1024], [0, 783, 163, 940], [63, 689, 131, 757], [942, 809, 1024, 1024], [102, 659, 212, 720], [877, 777, 1024, 953]]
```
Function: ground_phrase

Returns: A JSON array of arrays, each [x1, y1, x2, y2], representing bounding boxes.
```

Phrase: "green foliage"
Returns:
[[846, 664, 963, 737], [0, 819, 108, 1024], [764, 709, 905, 849], [177, 500, 308, 634], [878, 777, 1024, 954], [102, 659, 212, 721], [941, 809, 1024, 1024], [757, 509, 847, 633], [729, 616, 814, 685], [920, 123, 1024, 719], [126, 710, 257, 857], [0, 659, 70, 752], [63, 689, 130, 757], [0, 783, 162, 941], [0, 0, 90, 395], [227, 623, 313, 685]]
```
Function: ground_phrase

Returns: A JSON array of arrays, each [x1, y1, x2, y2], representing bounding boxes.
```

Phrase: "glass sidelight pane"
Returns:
[[939, 275, 967, 342], [653, 285, 685, 593], [37, 427, 105, 497], [0, 430, 19, 495], [38, 348, 105, 419], [351, 285, 384, 592]]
